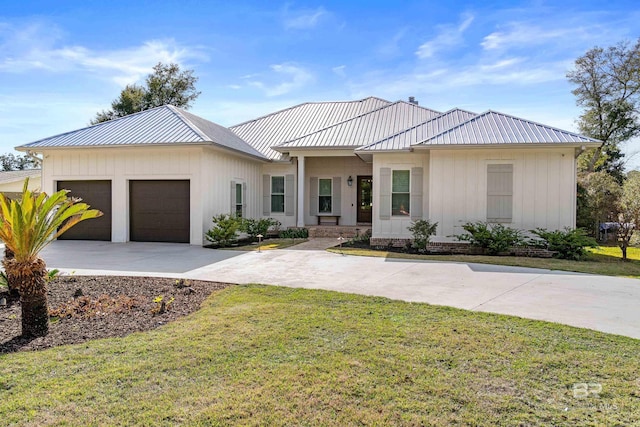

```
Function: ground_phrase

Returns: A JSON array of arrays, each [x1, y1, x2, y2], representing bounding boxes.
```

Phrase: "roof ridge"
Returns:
[[273, 100, 402, 148], [418, 109, 601, 145], [169, 106, 216, 142], [356, 107, 477, 151], [19, 105, 176, 146], [229, 96, 391, 129]]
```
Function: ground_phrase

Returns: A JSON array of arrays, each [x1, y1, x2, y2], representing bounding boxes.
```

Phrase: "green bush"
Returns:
[[205, 214, 241, 247], [279, 228, 309, 239], [529, 228, 597, 260], [454, 222, 525, 255], [240, 218, 281, 241], [408, 220, 438, 252]]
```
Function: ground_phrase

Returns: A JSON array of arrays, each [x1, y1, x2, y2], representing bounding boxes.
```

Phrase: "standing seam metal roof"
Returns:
[[17, 106, 267, 160], [273, 101, 442, 150], [356, 108, 477, 152], [229, 97, 392, 159], [418, 110, 602, 146]]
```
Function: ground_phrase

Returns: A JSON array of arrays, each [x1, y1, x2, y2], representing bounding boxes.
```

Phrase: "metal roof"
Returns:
[[417, 110, 602, 146], [0, 169, 41, 184], [274, 101, 442, 151], [17, 106, 267, 160], [357, 108, 477, 152], [230, 97, 391, 159]]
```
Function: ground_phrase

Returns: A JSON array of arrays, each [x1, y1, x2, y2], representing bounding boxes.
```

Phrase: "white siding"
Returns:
[[429, 148, 576, 241], [261, 163, 297, 228], [41, 146, 263, 245], [372, 152, 430, 239], [304, 156, 372, 226]]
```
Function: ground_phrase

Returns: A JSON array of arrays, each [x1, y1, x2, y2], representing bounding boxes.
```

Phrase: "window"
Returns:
[[319, 178, 332, 213], [271, 176, 285, 213], [487, 164, 513, 223], [235, 183, 243, 217], [391, 170, 410, 216]]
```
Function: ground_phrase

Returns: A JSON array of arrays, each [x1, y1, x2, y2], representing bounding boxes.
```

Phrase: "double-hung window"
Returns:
[[318, 178, 332, 213], [271, 176, 285, 213], [391, 170, 410, 216]]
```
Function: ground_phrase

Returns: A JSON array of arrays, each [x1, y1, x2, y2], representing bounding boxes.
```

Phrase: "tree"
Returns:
[[91, 62, 201, 125], [0, 153, 39, 171], [616, 171, 640, 260], [567, 40, 640, 182], [0, 180, 102, 337], [579, 171, 622, 237]]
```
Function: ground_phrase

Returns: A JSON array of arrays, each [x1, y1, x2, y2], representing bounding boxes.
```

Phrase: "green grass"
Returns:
[[1, 285, 639, 425], [223, 238, 308, 251], [328, 246, 640, 278]]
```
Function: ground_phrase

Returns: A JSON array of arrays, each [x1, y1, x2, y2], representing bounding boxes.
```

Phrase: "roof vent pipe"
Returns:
[[408, 96, 418, 105]]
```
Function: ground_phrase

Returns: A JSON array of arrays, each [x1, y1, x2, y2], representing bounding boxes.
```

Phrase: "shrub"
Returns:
[[205, 214, 241, 247], [454, 222, 525, 255], [279, 228, 309, 239], [408, 220, 438, 252], [240, 218, 281, 241], [529, 228, 597, 260]]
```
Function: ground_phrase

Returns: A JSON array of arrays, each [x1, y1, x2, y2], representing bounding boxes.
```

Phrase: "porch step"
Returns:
[[307, 226, 371, 239]]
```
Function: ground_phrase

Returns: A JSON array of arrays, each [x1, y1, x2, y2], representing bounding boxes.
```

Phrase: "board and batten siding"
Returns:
[[41, 146, 263, 245], [261, 163, 298, 228], [304, 156, 372, 226], [429, 148, 576, 242], [372, 152, 430, 239], [200, 146, 263, 242]]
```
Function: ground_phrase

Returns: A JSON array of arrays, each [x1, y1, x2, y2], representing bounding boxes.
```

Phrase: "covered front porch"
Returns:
[[294, 152, 373, 227]]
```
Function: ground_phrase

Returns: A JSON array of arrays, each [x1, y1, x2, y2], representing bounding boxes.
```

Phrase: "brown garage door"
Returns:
[[130, 180, 190, 243], [57, 180, 112, 241]]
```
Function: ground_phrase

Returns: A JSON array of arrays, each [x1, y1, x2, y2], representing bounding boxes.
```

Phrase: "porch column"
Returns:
[[297, 155, 305, 227]]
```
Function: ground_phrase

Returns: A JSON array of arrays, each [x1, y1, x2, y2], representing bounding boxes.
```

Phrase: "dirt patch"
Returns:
[[0, 276, 229, 353]]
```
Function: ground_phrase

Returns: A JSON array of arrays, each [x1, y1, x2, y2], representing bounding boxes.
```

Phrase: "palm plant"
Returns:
[[0, 180, 102, 337]]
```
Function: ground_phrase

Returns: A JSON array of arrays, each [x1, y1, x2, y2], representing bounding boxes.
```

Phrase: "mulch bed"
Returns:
[[0, 276, 229, 353]]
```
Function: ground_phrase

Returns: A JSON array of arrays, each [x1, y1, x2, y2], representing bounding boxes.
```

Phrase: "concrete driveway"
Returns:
[[40, 240, 640, 340]]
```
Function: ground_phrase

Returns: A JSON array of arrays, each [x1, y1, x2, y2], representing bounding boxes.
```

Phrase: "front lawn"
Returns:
[[1, 285, 638, 425], [328, 246, 640, 278]]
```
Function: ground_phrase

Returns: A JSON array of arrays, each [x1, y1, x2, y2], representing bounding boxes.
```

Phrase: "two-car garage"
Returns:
[[57, 180, 190, 243]]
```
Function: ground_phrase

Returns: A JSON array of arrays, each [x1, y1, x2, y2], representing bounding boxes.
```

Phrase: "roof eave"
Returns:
[[412, 141, 603, 150]]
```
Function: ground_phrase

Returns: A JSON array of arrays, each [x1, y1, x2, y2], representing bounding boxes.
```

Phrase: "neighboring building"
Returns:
[[16, 97, 601, 245], [0, 169, 42, 199]]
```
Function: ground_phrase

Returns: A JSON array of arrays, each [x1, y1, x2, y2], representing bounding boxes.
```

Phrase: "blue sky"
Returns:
[[1, 1, 639, 168]]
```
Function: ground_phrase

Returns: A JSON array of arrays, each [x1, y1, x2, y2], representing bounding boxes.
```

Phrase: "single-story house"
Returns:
[[0, 169, 42, 199], [17, 97, 601, 245]]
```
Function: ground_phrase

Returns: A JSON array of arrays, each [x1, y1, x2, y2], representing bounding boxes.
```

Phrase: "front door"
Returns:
[[357, 176, 373, 223]]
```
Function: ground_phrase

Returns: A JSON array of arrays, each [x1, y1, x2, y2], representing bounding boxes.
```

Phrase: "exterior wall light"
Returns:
[[347, 176, 353, 187]]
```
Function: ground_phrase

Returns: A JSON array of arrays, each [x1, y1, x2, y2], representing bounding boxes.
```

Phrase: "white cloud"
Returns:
[[0, 21, 207, 86], [416, 13, 474, 59], [332, 65, 346, 77], [248, 63, 314, 97], [283, 6, 328, 30], [481, 24, 580, 51]]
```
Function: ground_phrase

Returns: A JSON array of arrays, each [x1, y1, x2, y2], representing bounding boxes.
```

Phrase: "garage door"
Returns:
[[130, 180, 190, 243], [56, 180, 112, 241]]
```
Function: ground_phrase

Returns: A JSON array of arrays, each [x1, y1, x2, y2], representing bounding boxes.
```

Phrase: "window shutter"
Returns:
[[333, 177, 341, 216], [263, 175, 270, 216], [410, 167, 423, 221], [487, 164, 513, 222], [242, 182, 247, 217], [285, 174, 295, 216], [230, 180, 236, 215], [379, 168, 391, 220], [310, 177, 318, 216]]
